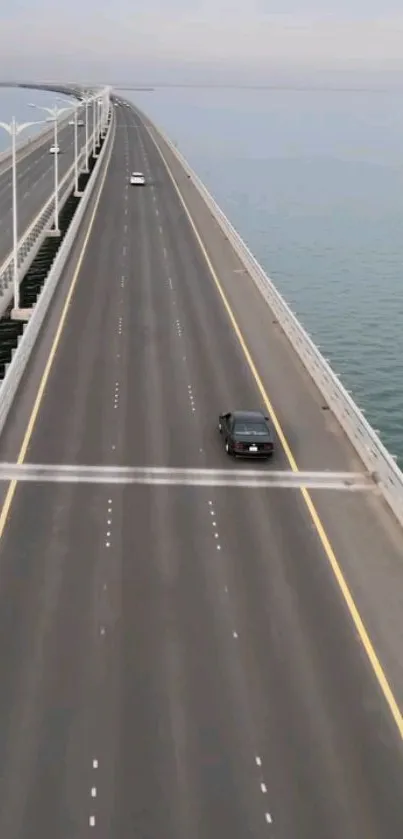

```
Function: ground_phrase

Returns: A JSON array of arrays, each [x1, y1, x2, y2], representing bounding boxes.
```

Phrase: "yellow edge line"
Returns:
[[147, 126, 403, 740], [0, 120, 115, 540]]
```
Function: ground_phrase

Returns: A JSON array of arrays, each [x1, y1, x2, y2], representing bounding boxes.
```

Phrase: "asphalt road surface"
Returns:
[[0, 121, 87, 268], [0, 101, 401, 839]]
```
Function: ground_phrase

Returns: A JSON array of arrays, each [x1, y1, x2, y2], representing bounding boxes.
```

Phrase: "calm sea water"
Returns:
[[1, 86, 402, 465], [123, 87, 403, 467]]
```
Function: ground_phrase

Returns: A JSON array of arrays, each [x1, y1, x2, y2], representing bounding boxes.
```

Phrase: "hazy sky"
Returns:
[[1, 1, 403, 81]]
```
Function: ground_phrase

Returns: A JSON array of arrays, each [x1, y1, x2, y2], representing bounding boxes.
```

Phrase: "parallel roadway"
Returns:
[[0, 121, 86, 267]]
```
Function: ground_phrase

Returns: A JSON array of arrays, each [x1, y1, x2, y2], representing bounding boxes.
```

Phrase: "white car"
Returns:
[[77, 119, 84, 126], [130, 172, 146, 186], [68, 120, 74, 126], [49, 145, 60, 154]]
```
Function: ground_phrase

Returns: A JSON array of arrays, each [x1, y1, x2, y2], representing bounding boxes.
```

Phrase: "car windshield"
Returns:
[[234, 421, 268, 436]]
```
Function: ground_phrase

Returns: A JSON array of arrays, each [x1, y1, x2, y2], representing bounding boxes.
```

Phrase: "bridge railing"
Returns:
[[148, 122, 403, 529], [0, 104, 115, 437], [0, 122, 103, 316]]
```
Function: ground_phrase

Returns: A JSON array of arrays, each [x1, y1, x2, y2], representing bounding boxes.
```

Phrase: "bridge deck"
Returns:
[[0, 100, 401, 837]]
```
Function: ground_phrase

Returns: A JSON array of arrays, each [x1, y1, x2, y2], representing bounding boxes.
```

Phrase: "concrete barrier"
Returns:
[[0, 106, 115, 438]]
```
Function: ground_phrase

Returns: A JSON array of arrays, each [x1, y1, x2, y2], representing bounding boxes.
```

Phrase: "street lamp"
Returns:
[[92, 98, 99, 158], [29, 103, 72, 235], [0, 117, 44, 312], [80, 93, 94, 173], [55, 95, 84, 197], [96, 99, 103, 146]]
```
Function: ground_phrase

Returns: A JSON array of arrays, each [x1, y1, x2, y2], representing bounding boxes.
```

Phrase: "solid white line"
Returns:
[[0, 463, 376, 490]]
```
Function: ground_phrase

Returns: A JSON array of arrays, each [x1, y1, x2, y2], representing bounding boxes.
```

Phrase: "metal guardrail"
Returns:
[[0, 105, 115, 437], [146, 119, 403, 529], [0, 125, 100, 315]]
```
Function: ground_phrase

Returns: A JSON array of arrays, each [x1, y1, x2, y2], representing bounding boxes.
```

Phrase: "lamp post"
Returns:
[[55, 95, 84, 197], [101, 95, 106, 137], [29, 103, 71, 235], [96, 99, 103, 146], [0, 117, 44, 312], [80, 93, 94, 173], [92, 98, 98, 158]]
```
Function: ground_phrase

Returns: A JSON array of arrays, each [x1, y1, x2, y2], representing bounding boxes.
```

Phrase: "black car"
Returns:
[[218, 410, 274, 458]]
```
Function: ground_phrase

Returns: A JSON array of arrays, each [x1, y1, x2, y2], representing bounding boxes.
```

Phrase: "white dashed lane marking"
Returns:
[[186, 383, 196, 414], [207, 500, 221, 550], [89, 758, 98, 826], [255, 757, 273, 824], [105, 498, 113, 548], [206, 502, 274, 826], [143, 157, 272, 831], [114, 380, 120, 409]]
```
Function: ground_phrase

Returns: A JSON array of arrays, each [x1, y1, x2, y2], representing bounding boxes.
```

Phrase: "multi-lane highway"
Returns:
[[0, 120, 86, 267], [0, 100, 402, 838]]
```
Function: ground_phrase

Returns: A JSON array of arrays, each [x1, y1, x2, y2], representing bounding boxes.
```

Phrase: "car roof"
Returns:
[[232, 410, 267, 421]]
